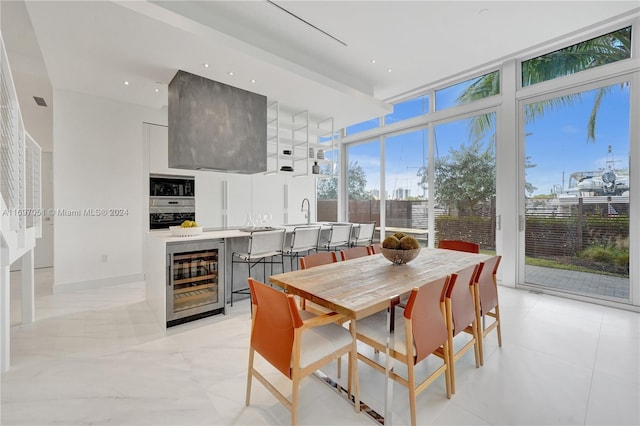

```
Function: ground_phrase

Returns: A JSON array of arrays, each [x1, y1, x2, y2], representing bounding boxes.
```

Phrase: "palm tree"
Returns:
[[459, 26, 631, 142]]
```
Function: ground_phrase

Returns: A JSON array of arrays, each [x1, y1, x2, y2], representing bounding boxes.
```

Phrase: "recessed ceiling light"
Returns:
[[250, 79, 256, 83], [123, 81, 129, 85], [154, 88, 159, 93], [228, 71, 234, 76], [203, 63, 210, 68], [387, 68, 392, 73], [371, 59, 376, 64]]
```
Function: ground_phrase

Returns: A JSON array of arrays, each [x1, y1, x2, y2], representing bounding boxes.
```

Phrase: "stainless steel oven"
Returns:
[[149, 174, 195, 229], [149, 198, 195, 229]]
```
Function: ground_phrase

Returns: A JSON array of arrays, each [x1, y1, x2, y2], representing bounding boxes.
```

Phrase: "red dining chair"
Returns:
[[299, 251, 338, 269], [299, 251, 340, 315], [444, 263, 481, 394], [369, 242, 382, 254], [246, 278, 359, 425], [355, 276, 452, 426], [474, 255, 502, 365], [437, 239, 480, 254], [340, 246, 371, 261]]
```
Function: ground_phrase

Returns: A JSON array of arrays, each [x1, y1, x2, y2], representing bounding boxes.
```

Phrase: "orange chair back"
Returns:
[[248, 278, 303, 378], [403, 275, 450, 364], [477, 255, 502, 314], [300, 251, 338, 269], [446, 264, 480, 335], [340, 246, 371, 261], [437, 240, 480, 253]]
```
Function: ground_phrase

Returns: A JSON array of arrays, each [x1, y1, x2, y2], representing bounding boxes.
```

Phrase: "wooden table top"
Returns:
[[269, 248, 491, 320]]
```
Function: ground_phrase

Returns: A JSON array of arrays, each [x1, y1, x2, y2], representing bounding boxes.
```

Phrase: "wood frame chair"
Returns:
[[298, 251, 339, 315], [340, 246, 372, 261], [444, 263, 481, 394], [369, 242, 382, 254], [299, 251, 338, 269], [355, 276, 452, 426], [474, 255, 502, 366], [437, 240, 480, 254], [246, 278, 359, 425]]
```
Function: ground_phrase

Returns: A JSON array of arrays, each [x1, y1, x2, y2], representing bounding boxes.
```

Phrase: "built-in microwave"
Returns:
[[150, 174, 195, 197]]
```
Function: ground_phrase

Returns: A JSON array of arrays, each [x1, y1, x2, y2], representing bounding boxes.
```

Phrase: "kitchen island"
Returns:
[[145, 224, 343, 329]]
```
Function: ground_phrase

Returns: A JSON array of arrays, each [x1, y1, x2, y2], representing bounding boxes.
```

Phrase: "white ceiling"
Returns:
[[3, 1, 639, 152]]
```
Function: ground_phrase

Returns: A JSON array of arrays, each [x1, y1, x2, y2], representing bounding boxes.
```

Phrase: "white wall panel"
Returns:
[[53, 90, 164, 290]]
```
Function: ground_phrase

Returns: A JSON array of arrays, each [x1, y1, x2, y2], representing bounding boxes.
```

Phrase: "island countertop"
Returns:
[[146, 222, 346, 243]]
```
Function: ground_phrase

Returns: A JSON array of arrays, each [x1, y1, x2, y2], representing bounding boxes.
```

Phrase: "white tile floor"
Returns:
[[2, 267, 639, 425]]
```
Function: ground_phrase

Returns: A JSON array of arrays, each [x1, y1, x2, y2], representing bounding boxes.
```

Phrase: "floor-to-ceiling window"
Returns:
[[515, 25, 633, 301], [334, 19, 637, 308], [383, 128, 429, 244], [345, 140, 381, 235], [433, 113, 497, 250]]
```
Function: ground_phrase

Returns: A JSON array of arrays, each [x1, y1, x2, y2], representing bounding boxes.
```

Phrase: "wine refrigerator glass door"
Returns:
[[166, 240, 225, 325]]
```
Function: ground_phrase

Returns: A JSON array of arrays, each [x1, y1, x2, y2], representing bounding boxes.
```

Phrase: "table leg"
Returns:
[[384, 295, 401, 425]]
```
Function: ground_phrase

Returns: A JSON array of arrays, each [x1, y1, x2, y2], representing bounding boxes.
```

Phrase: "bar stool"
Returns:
[[282, 226, 321, 271], [319, 223, 352, 251], [351, 222, 375, 247], [230, 229, 285, 306]]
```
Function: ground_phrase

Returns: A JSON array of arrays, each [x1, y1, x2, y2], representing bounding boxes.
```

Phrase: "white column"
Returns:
[[495, 59, 519, 288], [21, 249, 35, 323], [1, 260, 10, 372]]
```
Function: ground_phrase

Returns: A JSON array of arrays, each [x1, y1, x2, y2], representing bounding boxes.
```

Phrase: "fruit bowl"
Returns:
[[380, 247, 421, 265], [169, 226, 203, 237]]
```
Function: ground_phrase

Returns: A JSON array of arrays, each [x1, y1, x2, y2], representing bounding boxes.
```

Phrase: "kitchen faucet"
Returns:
[[301, 198, 311, 225]]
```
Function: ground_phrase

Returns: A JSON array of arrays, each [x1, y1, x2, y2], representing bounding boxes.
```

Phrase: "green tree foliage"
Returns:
[[418, 141, 495, 215], [463, 27, 631, 143], [317, 161, 370, 200]]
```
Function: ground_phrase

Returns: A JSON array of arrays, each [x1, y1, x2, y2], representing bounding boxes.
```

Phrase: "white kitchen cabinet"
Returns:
[[148, 123, 169, 174], [224, 173, 252, 227]]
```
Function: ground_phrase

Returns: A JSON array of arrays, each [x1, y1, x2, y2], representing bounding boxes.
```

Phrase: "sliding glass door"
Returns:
[[522, 80, 631, 301]]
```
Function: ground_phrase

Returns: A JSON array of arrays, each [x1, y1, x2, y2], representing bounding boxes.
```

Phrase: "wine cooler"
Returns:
[[166, 239, 225, 327]]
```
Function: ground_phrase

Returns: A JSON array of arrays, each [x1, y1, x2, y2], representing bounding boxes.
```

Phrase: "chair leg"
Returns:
[[476, 311, 484, 365], [472, 320, 481, 368], [246, 347, 255, 406], [291, 370, 300, 426], [230, 257, 235, 306], [349, 321, 360, 412], [407, 360, 417, 426], [442, 341, 452, 399], [495, 306, 502, 347]]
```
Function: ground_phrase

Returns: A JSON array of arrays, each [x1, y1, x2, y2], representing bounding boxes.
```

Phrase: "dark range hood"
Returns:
[[168, 70, 267, 174]]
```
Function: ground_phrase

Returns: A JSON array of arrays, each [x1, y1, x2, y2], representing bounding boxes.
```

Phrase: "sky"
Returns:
[[344, 80, 630, 199]]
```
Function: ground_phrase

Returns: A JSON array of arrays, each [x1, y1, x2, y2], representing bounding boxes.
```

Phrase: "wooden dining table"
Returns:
[[269, 247, 491, 425]]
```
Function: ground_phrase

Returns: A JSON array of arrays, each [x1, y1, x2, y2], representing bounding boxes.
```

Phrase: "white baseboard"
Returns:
[[53, 273, 145, 293]]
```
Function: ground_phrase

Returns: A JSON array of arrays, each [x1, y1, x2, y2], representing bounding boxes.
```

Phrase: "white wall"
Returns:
[[53, 90, 165, 290], [34, 151, 53, 268], [51, 96, 317, 292]]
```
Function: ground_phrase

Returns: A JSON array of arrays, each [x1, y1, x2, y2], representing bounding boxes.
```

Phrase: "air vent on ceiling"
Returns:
[[266, 0, 347, 47], [33, 96, 47, 107]]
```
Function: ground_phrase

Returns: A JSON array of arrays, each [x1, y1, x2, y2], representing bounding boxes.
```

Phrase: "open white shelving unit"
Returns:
[[266, 101, 337, 178]]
